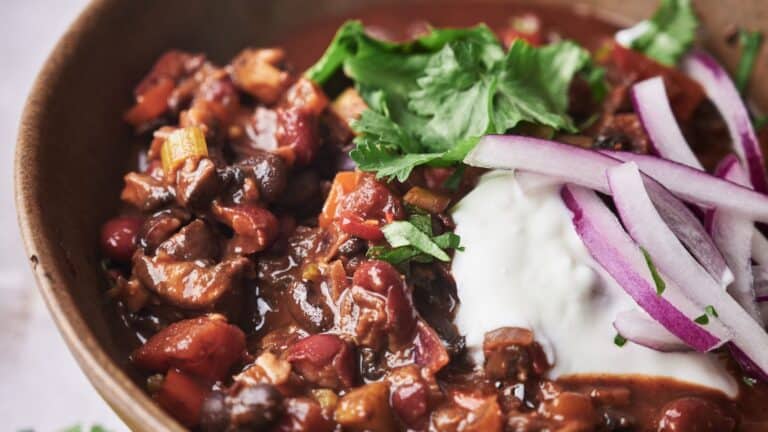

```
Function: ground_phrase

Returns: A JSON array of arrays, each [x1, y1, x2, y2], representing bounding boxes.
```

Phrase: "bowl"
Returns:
[[14, 0, 768, 429]]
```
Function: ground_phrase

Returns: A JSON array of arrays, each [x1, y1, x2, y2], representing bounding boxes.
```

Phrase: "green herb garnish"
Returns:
[[641, 247, 666, 295], [736, 30, 763, 94], [627, 0, 698, 66], [694, 314, 709, 325], [368, 214, 462, 265], [614, 334, 628, 347], [704, 305, 719, 318], [307, 21, 603, 181]]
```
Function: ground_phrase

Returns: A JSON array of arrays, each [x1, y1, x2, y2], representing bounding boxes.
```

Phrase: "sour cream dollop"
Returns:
[[451, 170, 738, 397]]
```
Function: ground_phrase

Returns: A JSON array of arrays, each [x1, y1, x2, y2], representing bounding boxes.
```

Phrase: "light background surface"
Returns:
[[0, 1, 127, 430]]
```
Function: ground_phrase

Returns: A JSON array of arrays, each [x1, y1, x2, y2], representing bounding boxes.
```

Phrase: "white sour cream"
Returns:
[[451, 170, 738, 398]]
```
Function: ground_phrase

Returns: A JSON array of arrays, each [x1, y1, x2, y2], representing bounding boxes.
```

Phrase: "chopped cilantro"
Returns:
[[614, 334, 628, 347], [704, 305, 719, 318], [627, 0, 698, 66], [736, 30, 763, 94], [694, 313, 709, 325], [641, 247, 666, 295], [307, 21, 604, 181], [369, 214, 462, 265]]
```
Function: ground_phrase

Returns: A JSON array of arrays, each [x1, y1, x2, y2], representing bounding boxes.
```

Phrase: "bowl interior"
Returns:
[[15, 0, 768, 429]]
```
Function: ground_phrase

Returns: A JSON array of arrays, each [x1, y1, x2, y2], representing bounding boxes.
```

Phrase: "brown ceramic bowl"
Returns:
[[14, 0, 768, 430]]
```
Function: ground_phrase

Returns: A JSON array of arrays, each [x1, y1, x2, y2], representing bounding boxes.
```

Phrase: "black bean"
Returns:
[[237, 151, 288, 202], [227, 383, 284, 429], [338, 237, 367, 257], [200, 390, 229, 432]]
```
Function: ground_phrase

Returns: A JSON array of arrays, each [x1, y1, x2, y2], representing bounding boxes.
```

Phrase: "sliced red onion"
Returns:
[[683, 51, 768, 193], [604, 150, 768, 220], [607, 162, 768, 376], [711, 157, 762, 323], [466, 135, 735, 286], [561, 184, 724, 351], [632, 80, 768, 269], [613, 310, 691, 352], [631, 77, 702, 169]]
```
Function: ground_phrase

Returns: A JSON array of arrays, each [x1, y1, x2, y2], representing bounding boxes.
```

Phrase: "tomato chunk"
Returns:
[[610, 42, 704, 121], [132, 315, 246, 381], [156, 369, 209, 427]]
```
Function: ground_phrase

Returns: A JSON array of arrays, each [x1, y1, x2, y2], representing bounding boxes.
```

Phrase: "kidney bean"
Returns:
[[285, 334, 355, 390], [156, 369, 209, 428], [100, 216, 143, 262], [657, 397, 735, 432], [337, 174, 405, 223], [352, 260, 403, 295], [276, 107, 319, 166], [132, 315, 246, 381], [413, 320, 450, 374], [388, 366, 429, 429]]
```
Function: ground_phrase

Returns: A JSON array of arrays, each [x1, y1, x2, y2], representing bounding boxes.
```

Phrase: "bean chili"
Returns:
[[100, 8, 768, 432]]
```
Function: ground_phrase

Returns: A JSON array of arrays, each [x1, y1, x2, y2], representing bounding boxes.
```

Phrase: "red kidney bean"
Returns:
[[657, 397, 735, 432], [285, 334, 356, 389], [413, 320, 449, 374], [352, 260, 403, 295], [100, 216, 143, 262], [388, 367, 429, 429]]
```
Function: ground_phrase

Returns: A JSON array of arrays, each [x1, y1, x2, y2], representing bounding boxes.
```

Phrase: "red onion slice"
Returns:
[[466, 135, 735, 286], [607, 162, 768, 376], [613, 310, 691, 352], [683, 51, 768, 193], [561, 184, 724, 351], [711, 156, 762, 323], [604, 150, 768, 220], [631, 77, 701, 169], [630, 80, 768, 270]]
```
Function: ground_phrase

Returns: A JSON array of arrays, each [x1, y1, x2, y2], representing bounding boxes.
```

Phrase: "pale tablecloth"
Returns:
[[0, 1, 127, 430]]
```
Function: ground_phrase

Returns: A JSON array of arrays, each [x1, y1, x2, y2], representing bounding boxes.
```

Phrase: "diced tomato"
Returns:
[[132, 315, 246, 381], [156, 369, 209, 427], [610, 42, 704, 121], [124, 78, 175, 127], [339, 212, 383, 241], [319, 171, 360, 228], [501, 14, 543, 48]]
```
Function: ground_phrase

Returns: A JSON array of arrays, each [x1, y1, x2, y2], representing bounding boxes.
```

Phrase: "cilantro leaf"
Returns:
[[371, 213, 463, 265], [307, 20, 603, 181], [736, 30, 763, 94], [627, 0, 698, 66], [382, 221, 450, 261]]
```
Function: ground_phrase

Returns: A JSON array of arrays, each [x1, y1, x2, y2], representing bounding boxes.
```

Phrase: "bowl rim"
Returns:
[[14, 0, 183, 429]]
